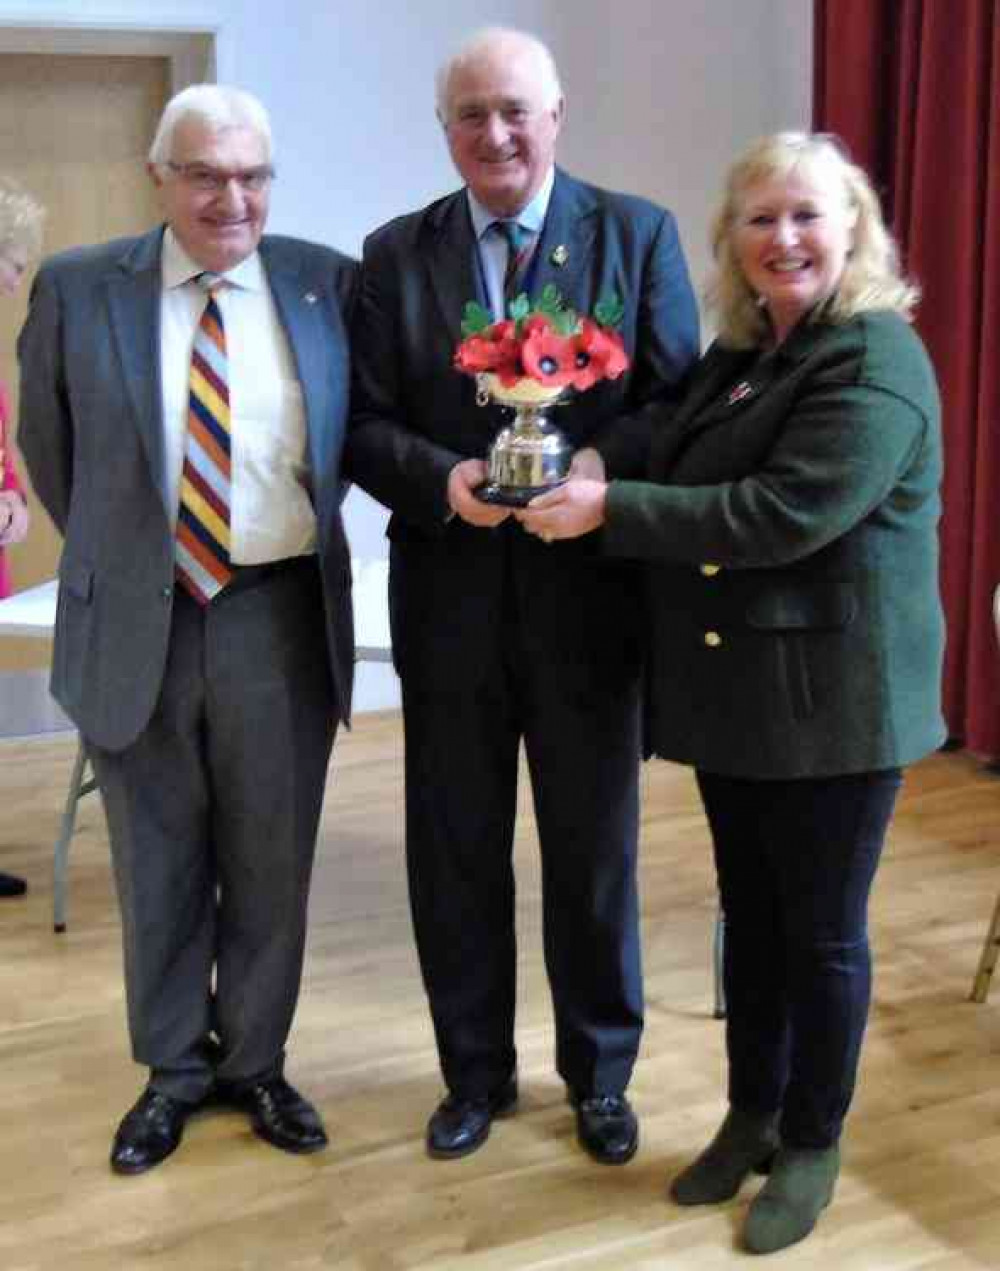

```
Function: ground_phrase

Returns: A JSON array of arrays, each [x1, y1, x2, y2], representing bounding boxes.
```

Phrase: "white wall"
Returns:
[[0, 0, 812, 709]]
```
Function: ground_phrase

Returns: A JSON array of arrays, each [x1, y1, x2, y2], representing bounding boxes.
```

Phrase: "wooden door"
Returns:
[[0, 53, 168, 669]]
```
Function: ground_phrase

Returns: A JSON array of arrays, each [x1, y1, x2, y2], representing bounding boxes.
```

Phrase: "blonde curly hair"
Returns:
[[0, 177, 45, 261], [707, 131, 918, 348]]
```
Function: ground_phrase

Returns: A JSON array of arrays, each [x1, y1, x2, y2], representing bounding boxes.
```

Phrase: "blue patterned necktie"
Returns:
[[496, 220, 533, 304]]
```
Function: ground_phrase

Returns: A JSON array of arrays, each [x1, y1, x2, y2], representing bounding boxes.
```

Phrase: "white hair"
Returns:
[[148, 84, 274, 165], [435, 27, 562, 121]]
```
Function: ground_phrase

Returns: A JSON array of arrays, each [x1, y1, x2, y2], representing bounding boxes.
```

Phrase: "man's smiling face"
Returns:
[[442, 38, 563, 218], [149, 115, 271, 273]]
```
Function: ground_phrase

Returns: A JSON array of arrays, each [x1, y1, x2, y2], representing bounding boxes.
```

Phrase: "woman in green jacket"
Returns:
[[519, 131, 946, 1255]]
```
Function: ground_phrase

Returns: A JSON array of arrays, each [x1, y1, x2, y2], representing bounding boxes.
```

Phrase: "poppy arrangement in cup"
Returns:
[[454, 285, 629, 399]]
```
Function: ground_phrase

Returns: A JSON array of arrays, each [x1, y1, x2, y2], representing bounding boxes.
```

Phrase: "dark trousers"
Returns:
[[90, 561, 336, 1103], [401, 566, 644, 1101], [696, 767, 902, 1148]]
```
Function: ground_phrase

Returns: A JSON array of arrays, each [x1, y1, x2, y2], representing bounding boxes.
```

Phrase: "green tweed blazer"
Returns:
[[603, 310, 947, 779]]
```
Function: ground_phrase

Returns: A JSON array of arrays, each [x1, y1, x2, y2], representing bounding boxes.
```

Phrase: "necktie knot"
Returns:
[[495, 220, 530, 254], [195, 271, 224, 296]]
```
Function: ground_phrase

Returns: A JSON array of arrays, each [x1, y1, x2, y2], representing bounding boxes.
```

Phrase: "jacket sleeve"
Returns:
[[16, 265, 72, 535], [603, 333, 938, 567], [344, 233, 461, 533]]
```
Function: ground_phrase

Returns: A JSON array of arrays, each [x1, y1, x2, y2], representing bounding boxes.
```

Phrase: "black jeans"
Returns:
[[696, 767, 902, 1149]]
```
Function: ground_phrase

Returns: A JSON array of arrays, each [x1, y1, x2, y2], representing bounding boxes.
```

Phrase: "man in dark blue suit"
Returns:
[[347, 27, 699, 1164]]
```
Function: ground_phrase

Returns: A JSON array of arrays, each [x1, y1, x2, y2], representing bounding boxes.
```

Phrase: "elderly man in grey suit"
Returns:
[[347, 28, 699, 1165], [18, 85, 356, 1174]]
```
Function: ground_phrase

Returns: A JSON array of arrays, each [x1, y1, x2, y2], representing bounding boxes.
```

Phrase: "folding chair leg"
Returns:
[[713, 906, 727, 1019], [971, 891, 1000, 1003], [52, 740, 96, 933]]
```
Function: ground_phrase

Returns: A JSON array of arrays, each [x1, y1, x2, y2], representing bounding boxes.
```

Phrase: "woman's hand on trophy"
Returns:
[[516, 478, 608, 543], [0, 490, 28, 546], [568, 446, 606, 481], [447, 458, 511, 528]]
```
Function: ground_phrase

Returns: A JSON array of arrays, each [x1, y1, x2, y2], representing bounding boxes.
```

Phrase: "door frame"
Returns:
[[0, 14, 221, 91]]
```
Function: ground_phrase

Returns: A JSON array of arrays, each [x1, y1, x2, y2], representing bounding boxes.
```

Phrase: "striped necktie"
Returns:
[[175, 273, 232, 605], [496, 220, 533, 305]]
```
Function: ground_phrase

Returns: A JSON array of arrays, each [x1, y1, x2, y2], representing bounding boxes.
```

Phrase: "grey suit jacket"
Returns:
[[18, 227, 357, 750]]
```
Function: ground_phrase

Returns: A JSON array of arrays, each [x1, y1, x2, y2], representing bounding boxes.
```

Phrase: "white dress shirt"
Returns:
[[159, 228, 316, 565]]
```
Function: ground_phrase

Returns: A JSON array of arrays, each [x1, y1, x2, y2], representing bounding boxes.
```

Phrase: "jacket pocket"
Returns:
[[747, 583, 856, 721], [59, 558, 94, 604], [745, 582, 856, 631]]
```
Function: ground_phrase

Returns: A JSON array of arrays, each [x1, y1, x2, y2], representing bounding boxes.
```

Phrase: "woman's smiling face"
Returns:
[[734, 161, 857, 343]]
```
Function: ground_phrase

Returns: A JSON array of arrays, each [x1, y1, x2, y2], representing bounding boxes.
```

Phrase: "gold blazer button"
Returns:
[[704, 631, 723, 648], [700, 563, 721, 577]]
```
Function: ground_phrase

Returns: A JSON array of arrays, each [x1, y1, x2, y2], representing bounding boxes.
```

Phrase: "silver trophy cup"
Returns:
[[474, 373, 573, 507]]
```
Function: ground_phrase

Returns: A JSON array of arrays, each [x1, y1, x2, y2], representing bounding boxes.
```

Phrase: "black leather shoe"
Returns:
[[571, 1093, 639, 1165], [0, 871, 27, 897], [426, 1076, 518, 1159], [110, 1088, 199, 1175], [223, 1077, 328, 1154]]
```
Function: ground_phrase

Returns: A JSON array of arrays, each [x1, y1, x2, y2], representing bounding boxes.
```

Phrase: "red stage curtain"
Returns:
[[814, 0, 1000, 760]]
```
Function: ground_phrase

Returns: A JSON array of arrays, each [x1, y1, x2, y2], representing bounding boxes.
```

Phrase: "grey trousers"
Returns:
[[90, 560, 337, 1102]]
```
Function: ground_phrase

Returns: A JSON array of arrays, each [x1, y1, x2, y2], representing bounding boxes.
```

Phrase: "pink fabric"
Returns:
[[0, 380, 23, 598]]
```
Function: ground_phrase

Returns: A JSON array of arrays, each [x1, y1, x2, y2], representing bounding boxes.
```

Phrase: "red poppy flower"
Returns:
[[522, 314, 554, 338], [454, 322, 521, 379], [569, 319, 630, 389], [490, 330, 523, 382], [521, 327, 577, 387], [493, 355, 525, 387], [454, 335, 500, 374]]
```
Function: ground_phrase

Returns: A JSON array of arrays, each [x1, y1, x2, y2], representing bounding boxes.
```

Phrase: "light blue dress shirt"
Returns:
[[466, 167, 555, 321]]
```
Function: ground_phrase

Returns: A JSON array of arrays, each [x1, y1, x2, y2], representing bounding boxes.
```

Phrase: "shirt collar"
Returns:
[[161, 226, 264, 292], [466, 166, 555, 242]]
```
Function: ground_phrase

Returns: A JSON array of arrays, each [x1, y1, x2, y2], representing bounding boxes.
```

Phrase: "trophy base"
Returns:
[[475, 479, 566, 508]]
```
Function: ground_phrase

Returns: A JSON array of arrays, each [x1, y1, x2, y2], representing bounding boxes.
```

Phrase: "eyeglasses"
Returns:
[[165, 162, 275, 194]]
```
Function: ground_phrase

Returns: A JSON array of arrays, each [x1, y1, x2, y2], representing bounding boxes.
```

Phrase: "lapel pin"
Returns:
[[726, 381, 754, 406], [303, 291, 318, 305], [550, 244, 569, 267]]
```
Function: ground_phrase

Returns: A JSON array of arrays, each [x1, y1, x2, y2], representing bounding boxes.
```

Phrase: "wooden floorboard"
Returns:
[[1, 714, 998, 1269]]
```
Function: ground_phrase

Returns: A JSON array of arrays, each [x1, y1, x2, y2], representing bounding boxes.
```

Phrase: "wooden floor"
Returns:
[[1, 714, 999, 1270]]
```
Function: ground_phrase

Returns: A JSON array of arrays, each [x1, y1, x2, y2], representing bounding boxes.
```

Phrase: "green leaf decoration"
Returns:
[[593, 291, 625, 329], [460, 300, 492, 337], [508, 293, 531, 323], [536, 283, 565, 315], [551, 308, 578, 336]]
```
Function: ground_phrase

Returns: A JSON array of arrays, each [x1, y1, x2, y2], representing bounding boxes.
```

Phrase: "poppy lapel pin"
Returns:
[[725, 380, 755, 407]]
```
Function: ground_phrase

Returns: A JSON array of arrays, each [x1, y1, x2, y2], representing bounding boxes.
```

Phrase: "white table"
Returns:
[[0, 579, 84, 930], [351, 558, 392, 663], [0, 561, 393, 931], [0, 577, 58, 638]]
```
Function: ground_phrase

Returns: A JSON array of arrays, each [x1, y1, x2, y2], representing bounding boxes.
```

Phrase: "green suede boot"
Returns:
[[669, 1107, 780, 1205], [742, 1144, 840, 1255]]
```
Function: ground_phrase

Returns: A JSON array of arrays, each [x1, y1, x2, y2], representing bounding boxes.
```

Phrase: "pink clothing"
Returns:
[[0, 381, 24, 598]]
